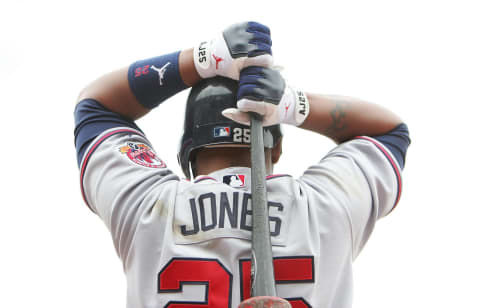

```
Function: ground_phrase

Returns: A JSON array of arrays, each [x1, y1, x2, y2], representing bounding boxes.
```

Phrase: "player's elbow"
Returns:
[[76, 84, 94, 105], [373, 123, 411, 170]]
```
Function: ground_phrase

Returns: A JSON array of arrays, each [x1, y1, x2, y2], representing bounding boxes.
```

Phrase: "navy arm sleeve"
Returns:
[[74, 99, 143, 167], [372, 123, 410, 170]]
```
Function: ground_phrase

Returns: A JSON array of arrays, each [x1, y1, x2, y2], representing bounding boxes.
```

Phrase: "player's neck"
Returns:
[[194, 148, 273, 177]]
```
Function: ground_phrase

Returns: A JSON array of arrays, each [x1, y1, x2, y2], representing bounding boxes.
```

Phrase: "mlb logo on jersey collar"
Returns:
[[213, 126, 230, 137], [223, 174, 246, 188]]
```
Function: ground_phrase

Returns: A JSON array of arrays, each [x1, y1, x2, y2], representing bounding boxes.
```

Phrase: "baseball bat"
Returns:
[[241, 113, 291, 308], [248, 112, 277, 297]]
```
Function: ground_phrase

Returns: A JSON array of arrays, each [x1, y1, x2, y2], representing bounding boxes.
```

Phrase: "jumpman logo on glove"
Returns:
[[212, 54, 223, 70]]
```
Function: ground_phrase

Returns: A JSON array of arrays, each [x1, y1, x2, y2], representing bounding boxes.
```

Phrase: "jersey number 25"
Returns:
[[158, 256, 313, 308]]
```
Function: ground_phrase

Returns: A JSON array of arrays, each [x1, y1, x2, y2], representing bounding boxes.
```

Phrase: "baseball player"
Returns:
[[74, 21, 410, 308]]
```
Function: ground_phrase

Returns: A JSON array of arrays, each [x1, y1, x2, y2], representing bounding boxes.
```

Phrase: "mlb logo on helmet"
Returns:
[[223, 174, 246, 188], [213, 126, 231, 137]]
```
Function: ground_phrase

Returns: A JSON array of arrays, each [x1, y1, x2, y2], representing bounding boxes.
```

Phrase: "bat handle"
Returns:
[[249, 112, 276, 297]]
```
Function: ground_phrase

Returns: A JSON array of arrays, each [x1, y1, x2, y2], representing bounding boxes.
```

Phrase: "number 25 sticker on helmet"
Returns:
[[178, 77, 282, 179]]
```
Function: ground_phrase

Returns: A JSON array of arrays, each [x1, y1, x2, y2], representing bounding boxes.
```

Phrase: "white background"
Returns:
[[1, 0, 478, 307]]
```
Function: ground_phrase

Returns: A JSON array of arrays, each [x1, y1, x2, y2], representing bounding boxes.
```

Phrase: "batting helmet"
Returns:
[[178, 76, 282, 179]]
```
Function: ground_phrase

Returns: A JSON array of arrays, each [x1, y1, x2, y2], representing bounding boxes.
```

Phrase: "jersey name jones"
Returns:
[[180, 191, 283, 237]]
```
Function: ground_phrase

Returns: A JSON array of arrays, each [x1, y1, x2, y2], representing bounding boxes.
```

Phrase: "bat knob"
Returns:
[[238, 296, 292, 308]]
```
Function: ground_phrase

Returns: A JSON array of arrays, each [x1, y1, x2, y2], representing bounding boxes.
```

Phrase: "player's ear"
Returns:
[[272, 138, 283, 164]]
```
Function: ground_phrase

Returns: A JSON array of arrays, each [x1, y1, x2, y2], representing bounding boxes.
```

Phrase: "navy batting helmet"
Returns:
[[178, 76, 282, 179]]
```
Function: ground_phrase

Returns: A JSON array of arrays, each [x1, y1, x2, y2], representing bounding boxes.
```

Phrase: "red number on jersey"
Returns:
[[240, 256, 314, 308], [158, 256, 314, 307], [158, 258, 232, 308]]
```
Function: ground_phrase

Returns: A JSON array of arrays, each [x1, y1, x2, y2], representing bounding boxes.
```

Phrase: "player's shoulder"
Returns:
[[323, 137, 402, 179], [297, 137, 393, 197], [266, 174, 298, 192], [80, 126, 159, 171], [301, 136, 403, 215], [329, 136, 393, 158]]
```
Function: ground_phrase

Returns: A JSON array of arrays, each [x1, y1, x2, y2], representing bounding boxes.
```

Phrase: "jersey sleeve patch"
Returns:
[[354, 136, 402, 212], [119, 142, 166, 168]]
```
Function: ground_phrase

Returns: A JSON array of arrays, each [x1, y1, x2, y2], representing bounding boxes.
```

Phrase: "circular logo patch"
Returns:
[[119, 142, 166, 168]]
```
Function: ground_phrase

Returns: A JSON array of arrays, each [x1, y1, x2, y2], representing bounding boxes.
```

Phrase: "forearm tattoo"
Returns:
[[325, 102, 347, 135]]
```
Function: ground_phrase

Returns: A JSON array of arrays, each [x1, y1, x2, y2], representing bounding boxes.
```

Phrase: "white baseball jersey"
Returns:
[[79, 127, 402, 308]]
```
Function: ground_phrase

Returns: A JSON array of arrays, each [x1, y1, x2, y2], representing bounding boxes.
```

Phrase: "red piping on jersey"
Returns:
[[266, 174, 291, 180], [194, 176, 217, 183], [194, 174, 290, 183], [355, 136, 402, 212], [80, 128, 143, 212]]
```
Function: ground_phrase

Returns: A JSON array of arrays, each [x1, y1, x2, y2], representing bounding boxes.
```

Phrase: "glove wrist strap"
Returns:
[[282, 87, 310, 126], [193, 41, 214, 78]]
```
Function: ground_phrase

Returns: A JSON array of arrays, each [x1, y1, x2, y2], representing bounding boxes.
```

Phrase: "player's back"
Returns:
[[126, 166, 356, 308]]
